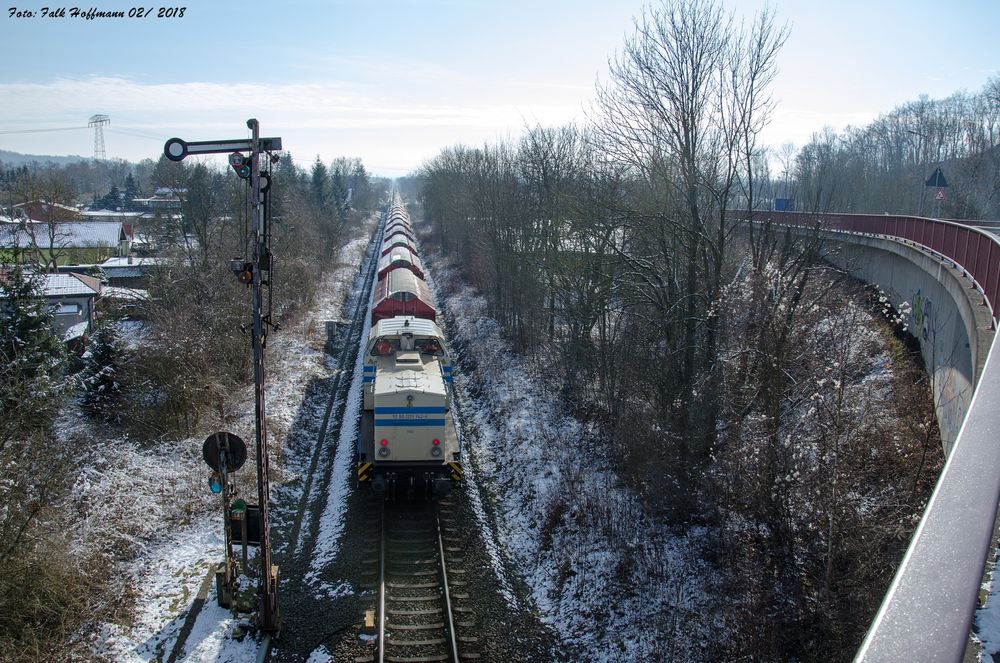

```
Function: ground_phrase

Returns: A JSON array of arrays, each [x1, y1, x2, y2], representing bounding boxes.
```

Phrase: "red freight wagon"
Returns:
[[371, 269, 437, 323], [382, 235, 417, 256], [377, 246, 425, 281], [385, 222, 413, 238]]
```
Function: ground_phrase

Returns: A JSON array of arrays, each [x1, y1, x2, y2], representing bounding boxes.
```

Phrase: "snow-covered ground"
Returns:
[[72, 227, 374, 662], [429, 260, 721, 661], [977, 555, 1000, 661]]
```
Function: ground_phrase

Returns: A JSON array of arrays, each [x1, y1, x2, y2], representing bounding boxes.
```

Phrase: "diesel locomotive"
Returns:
[[356, 196, 461, 498]]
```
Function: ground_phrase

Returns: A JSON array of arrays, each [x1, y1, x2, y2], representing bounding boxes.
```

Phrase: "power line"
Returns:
[[106, 127, 166, 141], [0, 126, 88, 135], [0, 125, 165, 140]]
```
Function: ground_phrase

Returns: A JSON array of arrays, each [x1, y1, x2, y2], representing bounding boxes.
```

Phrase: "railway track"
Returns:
[[263, 216, 388, 661], [361, 498, 480, 662], [284, 218, 386, 558]]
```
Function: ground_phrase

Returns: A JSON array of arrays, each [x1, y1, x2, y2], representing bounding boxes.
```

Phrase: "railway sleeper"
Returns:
[[385, 656, 449, 663], [389, 545, 436, 554], [386, 638, 447, 647], [389, 581, 438, 589], [386, 621, 445, 630], [388, 537, 435, 546], [388, 607, 442, 615]]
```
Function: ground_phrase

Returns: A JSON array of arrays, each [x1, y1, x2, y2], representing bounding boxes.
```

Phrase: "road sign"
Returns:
[[926, 168, 949, 188], [936, 189, 945, 201]]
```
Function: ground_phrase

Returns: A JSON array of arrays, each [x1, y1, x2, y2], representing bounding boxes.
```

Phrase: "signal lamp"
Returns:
[[432, 439, 440, 445], [229, 151, 251, 179], [208, 472, 223, 494], [380, 438, 388, 446], [238, 268, 253, 284]]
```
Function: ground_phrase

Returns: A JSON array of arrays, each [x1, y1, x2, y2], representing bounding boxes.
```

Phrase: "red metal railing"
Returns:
[[752, 211, 1000, 324]]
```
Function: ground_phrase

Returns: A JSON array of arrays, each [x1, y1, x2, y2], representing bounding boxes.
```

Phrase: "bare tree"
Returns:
[[593, 0, 787, 503]]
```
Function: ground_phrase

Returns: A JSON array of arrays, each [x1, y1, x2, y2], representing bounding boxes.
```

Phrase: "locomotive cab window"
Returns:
[[371, 338, 398, 356], [420, 340, 443, 356]]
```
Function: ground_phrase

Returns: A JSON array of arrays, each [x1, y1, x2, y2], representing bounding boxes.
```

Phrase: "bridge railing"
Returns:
[[751, 211, 1000, 324], [750, 209, 1000, 662]]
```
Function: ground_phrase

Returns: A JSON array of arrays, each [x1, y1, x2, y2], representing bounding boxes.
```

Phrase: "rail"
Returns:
[[752, 210, 1000, 662], [376, 501, 463, 663]]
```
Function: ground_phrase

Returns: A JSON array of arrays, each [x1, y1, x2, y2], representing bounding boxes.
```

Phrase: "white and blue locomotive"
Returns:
[[356, 197, 461, 497]]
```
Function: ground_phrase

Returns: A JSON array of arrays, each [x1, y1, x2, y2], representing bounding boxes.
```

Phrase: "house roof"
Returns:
[[99, 256, 163, 268], [81, 210, 144, 221], [102, 286, 149, 301], [1, 221, 127, 249], [14, 200, 82, 216], [63, 321, 89, 341], [42, 272, 101, 298]]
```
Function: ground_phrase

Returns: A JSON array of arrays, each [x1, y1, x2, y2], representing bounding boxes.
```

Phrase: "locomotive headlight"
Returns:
[[430, 446, 442, 457]]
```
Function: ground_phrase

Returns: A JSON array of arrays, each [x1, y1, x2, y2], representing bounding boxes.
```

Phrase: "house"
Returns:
[[0, 220, 133, 266], [80, 209, 144, 223], [13, 200, 82, 223], [99, 255, 163, 288], [40, 271, 102, 342], [132, 188, 184, 212]]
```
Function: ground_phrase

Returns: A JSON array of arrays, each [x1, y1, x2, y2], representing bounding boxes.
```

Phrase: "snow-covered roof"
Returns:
[[1, 221, 126, 249], [102, 286, 149, 301], [370, 316, 443, 340], [99, 256, 164, 268], [42, 272, 101, 297], [15, 200, 81, 215], [63, 320, 88, 341], [81, 210, 143, 220]]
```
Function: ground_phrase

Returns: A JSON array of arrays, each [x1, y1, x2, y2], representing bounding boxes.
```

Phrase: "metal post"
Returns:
[[163, 123, 282, 633], [248, 118, 279, 632], [219, 446, 233, 590]]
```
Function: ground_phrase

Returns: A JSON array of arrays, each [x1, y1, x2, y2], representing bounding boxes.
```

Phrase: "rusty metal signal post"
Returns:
[[165, 120, 283, 633]]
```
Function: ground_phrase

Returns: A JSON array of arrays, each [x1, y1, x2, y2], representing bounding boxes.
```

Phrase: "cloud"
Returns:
[[0, 75, 583, 136], [0, 75, 588, 173]]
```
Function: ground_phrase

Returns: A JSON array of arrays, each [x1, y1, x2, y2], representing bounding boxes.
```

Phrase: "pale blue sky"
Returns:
[[1, 0, 997, 176]]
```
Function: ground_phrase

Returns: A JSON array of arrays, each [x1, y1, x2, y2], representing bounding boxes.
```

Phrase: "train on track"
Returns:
[[356, 196, 461, 498]]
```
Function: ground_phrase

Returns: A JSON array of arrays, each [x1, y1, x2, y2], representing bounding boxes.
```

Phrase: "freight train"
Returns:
[[356, 196, 461, 498]]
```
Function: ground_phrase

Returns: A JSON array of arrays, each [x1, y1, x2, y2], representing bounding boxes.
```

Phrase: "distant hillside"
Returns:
[[0, 149, 89, 167]]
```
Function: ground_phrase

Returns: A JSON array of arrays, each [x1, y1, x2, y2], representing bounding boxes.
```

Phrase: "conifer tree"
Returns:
[[0, 264, 65, 440], [79, 322, 122, 419]]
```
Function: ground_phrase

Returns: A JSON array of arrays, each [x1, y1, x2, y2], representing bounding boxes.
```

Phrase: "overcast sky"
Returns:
[[1, 0, 997, 177]]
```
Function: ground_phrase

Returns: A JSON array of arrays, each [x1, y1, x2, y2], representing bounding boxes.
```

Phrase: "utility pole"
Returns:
[[165, 122, 283, 633]]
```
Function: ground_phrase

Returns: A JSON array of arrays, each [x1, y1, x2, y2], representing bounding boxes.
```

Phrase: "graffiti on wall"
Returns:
[[910, 287, 972, 447], [911, 288, 934, 344]]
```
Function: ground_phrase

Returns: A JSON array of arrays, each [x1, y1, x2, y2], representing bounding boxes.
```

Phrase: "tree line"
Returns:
[[0, 149, 386, 659], [415, 0, 951, 659], [792, 78, 1000, 218]]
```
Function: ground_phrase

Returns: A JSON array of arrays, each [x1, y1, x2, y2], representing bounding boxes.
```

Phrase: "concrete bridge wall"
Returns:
[[816, 232, 994, 452]]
